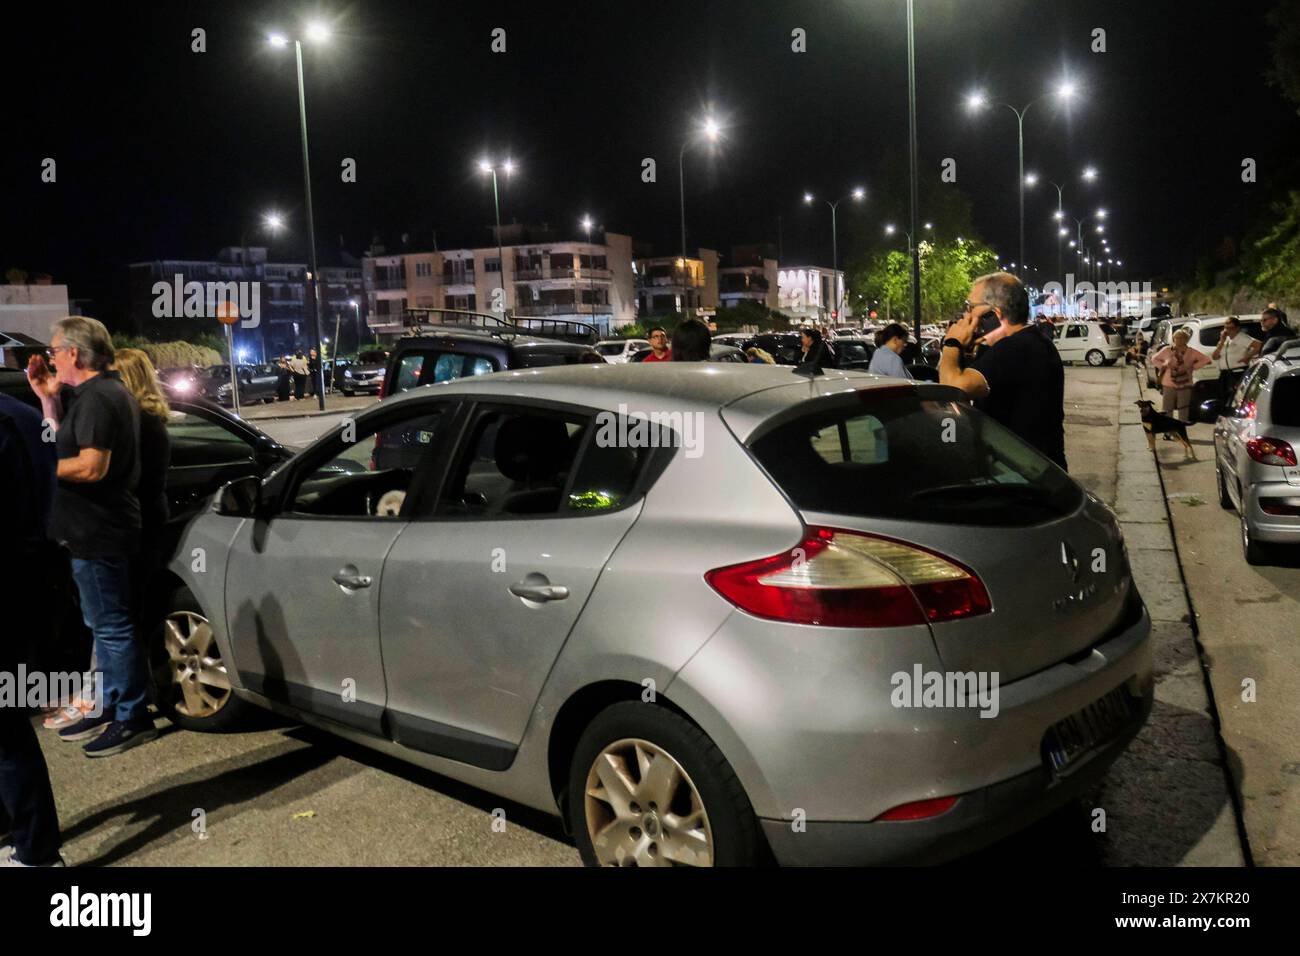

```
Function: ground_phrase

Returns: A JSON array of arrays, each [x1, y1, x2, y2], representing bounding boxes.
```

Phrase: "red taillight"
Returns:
[[704, 527, 991, 628], [1247, 437, 1297, 466], [874, 795, 960, 821]]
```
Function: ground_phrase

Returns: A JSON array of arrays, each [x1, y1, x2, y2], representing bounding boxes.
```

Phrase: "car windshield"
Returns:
[[596, 343, 626, 355], [749, 392, 1082, 526]]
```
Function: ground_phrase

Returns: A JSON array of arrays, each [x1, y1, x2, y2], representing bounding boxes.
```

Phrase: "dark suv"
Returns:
[[376, 310, 602, 469]]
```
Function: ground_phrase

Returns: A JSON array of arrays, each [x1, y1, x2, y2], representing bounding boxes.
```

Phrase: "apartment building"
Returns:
[[718, 256, 779, 310], [777, 264, 849, 322], [633, 249, 720, 319], [129, 247, 364, 359], [364, 229, 637, 338]]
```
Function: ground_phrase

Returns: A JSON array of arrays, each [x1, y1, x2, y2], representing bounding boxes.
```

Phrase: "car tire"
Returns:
[[567, 701, 763, 867], [1240, 486, 1270, 566], [150, 585, 252, 733], [1216, 461, 1234, 510], [1086, 349, 1105, 367]]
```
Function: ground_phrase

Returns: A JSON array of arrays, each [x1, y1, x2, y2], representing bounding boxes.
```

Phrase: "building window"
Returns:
[[485, 258, 500, 273]]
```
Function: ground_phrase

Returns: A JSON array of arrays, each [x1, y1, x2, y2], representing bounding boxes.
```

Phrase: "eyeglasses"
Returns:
[[45, 346, 72, 359]]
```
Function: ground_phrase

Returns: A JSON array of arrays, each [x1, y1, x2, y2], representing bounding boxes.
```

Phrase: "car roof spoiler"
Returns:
[[401, 308, 599, 345]]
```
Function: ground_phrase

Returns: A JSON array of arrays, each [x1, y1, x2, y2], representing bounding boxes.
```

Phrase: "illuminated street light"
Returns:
[[805, 186, 867, 319], [267, 21, 338, 408], [964, 78, 1082, 277], [678, 112, 726, 311], [478, 157, 515, 312]]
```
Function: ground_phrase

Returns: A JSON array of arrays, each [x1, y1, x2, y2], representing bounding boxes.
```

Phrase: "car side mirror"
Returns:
[[215, 475, 262, 517]]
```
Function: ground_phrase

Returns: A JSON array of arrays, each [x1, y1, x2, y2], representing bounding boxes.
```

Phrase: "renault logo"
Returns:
[[1060, 541, 1081, 584]]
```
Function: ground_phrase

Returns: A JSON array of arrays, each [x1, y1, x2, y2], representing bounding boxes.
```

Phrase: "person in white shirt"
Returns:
[[1211, 316, 1259, 404]]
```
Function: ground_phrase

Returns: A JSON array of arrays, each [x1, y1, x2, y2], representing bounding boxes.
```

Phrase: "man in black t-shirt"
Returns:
[[939, 272, 1068, 471], [27, 316, 158, 759]]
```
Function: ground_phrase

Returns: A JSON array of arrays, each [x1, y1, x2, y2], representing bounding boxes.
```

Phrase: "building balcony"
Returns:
[[547, 267, 612, 280], [639, 275, 704, 289], [440, 274, 476, 287], [513, 303, 612, 317], [372, 275, 407, 290]]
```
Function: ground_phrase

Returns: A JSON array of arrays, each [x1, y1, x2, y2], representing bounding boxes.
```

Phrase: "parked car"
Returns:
[[1050, 320, 1125, 366], [830, 335, 876, 370], [1212, 339, 1300, 564], [158, 365, 204, 397], [202, 363, 281, 406], [594, 338, 650, 364], [340, 348, 390, 396], [162, 363, 1151, 866]]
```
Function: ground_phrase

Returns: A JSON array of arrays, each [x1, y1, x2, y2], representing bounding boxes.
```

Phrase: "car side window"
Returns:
[[287, 406, 451, 518], [166, 411, 256, 467], [1066, 325, 1086, 339], [435, 406, 588, 518], [393, 351, 496, 393]]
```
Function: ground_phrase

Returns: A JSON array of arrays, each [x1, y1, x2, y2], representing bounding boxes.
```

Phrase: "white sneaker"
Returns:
[[0, 844, 66, 867]]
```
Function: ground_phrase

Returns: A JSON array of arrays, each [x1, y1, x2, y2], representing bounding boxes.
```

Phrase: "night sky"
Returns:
[[4, 0, 1296, 323]]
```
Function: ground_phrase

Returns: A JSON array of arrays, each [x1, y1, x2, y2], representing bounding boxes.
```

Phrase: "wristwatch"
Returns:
[[943, 337, 964, 350]]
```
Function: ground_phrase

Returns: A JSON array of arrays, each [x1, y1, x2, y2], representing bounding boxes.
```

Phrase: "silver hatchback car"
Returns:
[[160, 363, 1152, 866], [1214, 339, 1300, 564]]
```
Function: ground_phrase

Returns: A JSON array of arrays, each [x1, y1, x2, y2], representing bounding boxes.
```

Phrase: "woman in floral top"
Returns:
[[1150, 327, 1211, 420]]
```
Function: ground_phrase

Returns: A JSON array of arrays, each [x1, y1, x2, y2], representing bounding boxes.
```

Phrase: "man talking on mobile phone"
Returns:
[[938, 271, 1068, 471]]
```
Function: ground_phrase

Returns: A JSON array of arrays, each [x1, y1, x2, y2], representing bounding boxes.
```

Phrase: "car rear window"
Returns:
[[1272, 374, 1300, 427], [749, 392, 1082, 526], [596, 343, 625, 355]]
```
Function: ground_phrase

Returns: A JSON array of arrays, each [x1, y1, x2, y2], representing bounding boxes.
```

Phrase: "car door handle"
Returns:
[[333, 568, 373, 590], [509, 582, 569, 602]]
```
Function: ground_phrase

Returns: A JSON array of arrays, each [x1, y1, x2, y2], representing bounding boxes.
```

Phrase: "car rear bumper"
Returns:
[[760, 680, 1152, 865], [1246, 480, 1300, 541], [671, 586, 1153, 865]]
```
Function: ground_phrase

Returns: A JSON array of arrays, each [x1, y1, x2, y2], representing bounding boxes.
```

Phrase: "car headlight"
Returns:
[[344, 370, 352, 378]]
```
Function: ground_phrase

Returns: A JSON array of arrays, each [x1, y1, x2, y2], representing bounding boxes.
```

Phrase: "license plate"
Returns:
[[1044, 687, 1135, 774]]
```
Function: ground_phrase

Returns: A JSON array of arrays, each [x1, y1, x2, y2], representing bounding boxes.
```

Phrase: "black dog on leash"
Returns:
[[1134, 400, 1196, 459]]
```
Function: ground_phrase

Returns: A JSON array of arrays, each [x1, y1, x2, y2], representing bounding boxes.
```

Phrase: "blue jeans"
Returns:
[[70, 557, 150, 724]]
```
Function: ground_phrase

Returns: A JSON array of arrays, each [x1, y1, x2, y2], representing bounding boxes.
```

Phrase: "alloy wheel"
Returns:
[[162, 611, 232, 719], [584, 737, 714, 866]]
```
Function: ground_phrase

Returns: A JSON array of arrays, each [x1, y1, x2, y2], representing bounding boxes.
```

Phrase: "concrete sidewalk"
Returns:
[[234, 392, 378, 422], [1136, 369, 1298, 866], [1092, 367, 1248, 865], [1040, 368, 1244, 865]]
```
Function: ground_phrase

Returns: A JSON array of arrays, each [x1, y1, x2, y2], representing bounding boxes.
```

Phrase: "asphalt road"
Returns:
[[30, 365, 1255, 866]]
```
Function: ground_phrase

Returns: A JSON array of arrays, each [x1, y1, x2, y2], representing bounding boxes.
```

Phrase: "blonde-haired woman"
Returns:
[[114, 349, 172, 690], [1150, 327, 1211, 421]]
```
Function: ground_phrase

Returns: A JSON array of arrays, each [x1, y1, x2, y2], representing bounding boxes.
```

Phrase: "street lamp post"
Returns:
[[804, 187, 865, 321], [269, 25, 331, 410], [966, 81, 1077, 282], [479, 158, 514, 315], [678, 116, 721, 316], [241, 210, 283, 364], [581, 215, 600, 333], [906, 0, 922, 341]]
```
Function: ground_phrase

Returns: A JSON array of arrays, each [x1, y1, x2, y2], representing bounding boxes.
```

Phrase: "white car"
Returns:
[[1050, 321, 1125, 366], [594, 338, 650, 364]]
